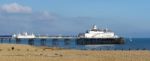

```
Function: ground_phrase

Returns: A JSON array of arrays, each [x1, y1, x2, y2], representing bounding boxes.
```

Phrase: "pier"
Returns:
[[0, 37, 149, 50], [0, 36, 76, 47], [0, 25, 124, 47]]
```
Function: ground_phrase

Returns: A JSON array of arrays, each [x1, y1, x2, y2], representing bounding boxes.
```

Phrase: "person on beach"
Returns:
[[11, 46, 14, 50]]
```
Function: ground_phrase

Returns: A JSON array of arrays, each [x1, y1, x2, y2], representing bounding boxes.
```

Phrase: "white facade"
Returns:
[[81, 25, 118, 38], [13, 32, 35, 38]]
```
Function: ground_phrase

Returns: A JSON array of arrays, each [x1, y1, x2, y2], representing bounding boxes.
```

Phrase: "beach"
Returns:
[[0, 44, 149, 61]]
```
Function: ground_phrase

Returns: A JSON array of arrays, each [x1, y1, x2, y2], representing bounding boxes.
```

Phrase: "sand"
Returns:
[[0, 44, 149, 61]]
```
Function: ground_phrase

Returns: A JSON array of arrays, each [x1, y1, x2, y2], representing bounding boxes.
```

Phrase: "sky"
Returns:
[[0, 0, 150, 37]]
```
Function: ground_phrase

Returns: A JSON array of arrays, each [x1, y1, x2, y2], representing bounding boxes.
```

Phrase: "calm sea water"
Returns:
[[0, 38, 150, 50]]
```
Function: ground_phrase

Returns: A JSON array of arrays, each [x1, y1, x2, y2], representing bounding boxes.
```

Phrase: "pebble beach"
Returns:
[[0, 44, 149, 61]]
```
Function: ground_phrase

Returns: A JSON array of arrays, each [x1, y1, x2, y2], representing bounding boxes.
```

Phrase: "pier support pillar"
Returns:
[[16, 38, 21, 44], [52, 39, 58, 47], [0, 38, 3, 43], [28, 39, 34, 45], [64, 39, 70, 45], [8, 38, 11, 43], [41, 39, 46, 46]]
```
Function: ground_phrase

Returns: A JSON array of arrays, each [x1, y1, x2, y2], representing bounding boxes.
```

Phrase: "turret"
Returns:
[[92, 25, 97, 30]]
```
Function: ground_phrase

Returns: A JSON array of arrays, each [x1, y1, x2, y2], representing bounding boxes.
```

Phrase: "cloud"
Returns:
[[0, 10, 59, 34], [0, 3, 32, 13]]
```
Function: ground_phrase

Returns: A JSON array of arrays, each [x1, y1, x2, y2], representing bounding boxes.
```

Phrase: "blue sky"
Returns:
[[0, 0, 150, 37]]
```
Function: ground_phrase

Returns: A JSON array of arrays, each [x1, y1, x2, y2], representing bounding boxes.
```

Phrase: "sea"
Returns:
[[0, 38, 150, 50]]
